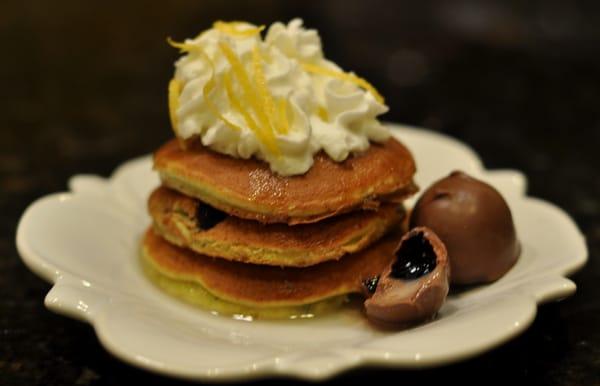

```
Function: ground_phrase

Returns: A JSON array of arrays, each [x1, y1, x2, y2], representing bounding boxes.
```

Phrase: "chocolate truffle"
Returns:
[[364, 227, 449, 325], [409, 171, 519, 285]]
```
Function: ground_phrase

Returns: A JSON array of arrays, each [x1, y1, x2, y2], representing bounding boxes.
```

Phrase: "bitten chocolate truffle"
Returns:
[[364, 227, 449, 325], [409, 171, 520, 285]]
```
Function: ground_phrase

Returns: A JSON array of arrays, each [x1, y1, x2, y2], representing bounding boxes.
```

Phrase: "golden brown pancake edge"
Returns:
[[154, 137, 417, 224], [149, 186, 405, 267], [141, 228, 400, 307]]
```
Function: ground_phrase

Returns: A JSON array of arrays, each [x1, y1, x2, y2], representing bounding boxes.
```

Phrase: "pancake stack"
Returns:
[[141, 137, 418, 318]]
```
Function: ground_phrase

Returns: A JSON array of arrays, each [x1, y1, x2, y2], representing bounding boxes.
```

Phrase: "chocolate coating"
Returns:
[[409, 171, 519, 285]]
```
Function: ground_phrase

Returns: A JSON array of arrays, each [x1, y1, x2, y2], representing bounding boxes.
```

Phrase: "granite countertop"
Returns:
[[1, 1, 598, 385]]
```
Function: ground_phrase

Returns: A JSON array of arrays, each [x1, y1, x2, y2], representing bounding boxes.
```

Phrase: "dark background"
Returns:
[[1, 1, 599, 385]]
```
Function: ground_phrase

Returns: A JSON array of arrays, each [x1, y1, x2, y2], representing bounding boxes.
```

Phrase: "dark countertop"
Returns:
[[1, 1, 599, 385]]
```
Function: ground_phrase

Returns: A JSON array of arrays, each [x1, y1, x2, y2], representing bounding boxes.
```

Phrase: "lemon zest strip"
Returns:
[[223, 71, 268, 146], [213, 21, 265, 37], [168, 78, 182, 136], [301, 62, 385, 104], [219, 42, 270, 128], [167, 37, 201, 53], [219, 41, 279, 155], [316, 105, 329, 122], [277, 98, 290, 134], [252, 45, 287, 135]]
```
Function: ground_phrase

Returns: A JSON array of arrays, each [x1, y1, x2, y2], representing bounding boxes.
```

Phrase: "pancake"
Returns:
[[141, 228, 400, 308], [149, 186, 404, 267], [154, 137, 417, 224], [141, 258, 349, 319]]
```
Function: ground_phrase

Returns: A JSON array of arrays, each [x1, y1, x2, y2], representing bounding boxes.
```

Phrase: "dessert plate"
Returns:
[[16, 124, 587, 382]]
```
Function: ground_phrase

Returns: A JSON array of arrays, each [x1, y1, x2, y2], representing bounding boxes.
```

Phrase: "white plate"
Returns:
[[16, 124, 587, 382]]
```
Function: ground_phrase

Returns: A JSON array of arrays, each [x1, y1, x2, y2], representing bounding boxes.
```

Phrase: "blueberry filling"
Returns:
[[363, 276, 380, 294], [196, 203, 227, 230], [391, 232, 436, 280]]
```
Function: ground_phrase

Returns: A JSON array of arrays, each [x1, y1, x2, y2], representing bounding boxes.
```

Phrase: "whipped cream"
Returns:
[[170, 19, 390, 176]]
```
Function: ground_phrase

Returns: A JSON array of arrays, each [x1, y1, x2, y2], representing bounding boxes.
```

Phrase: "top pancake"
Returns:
[[154, 137, 417, 224]]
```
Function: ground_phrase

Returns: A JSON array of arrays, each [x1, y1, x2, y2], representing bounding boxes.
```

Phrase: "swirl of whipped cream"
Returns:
[[171, 19, 389, 176]]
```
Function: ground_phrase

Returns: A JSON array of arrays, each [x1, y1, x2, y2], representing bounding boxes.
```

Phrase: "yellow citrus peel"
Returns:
[[219, 41, 280, 155], [316, 106, 329, 122], [168, 78, 182, 134], [213, 21, 265, 37], [223, 71, 263, 139], [277, 98, 290, 134], [252, 46, 288, 135], [167, 37, 200, 53], [301, 62, 385, 104]]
